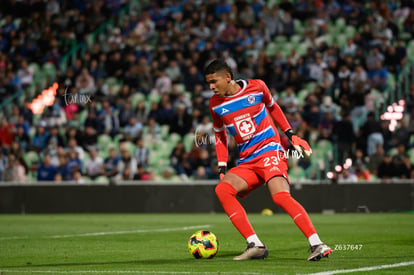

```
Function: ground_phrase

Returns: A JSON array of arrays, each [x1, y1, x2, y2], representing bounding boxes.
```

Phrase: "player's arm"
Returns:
[[209, 106, 228, 180], [260, 80, 312, 157]]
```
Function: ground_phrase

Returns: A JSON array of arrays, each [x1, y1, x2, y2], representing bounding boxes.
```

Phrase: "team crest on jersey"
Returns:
[[247, 95, 256, 104]]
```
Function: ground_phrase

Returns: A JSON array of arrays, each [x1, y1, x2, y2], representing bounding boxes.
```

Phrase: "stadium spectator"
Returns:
[[360, 112, 384, 156], [14, 125, 30, 152], [397, 155, 413, 179], [45, 126, 65, 148], [122, 117, 143, 142], [133, 164, 151, 181], [134, 138, 149, 169], [102, 147, 120, 179], [37, 154, 57, 181], [56, 154, 71, 181], [318, 67, 335, 92], [67, 150, 83, 178], [32, 122, 49, 152], [338, 168, 358, 183], [17, 60, 33, 89], [392, 119, 410, 146], [73, 170, 86, 184], [354, 163, 370, 181], [117, 146, 137, 180], [66, 137, 85, 161], [170, 141, 190, 179], [98, 100, 120, 137], [377, 154, 396, 180], [367, 61, 388, 91], [368, 144, 385, 176], [318, 112, 335, 141], [169, 104, 192, 137]]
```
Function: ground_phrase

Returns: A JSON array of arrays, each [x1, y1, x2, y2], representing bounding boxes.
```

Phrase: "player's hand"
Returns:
[[285, 130, 312, 158], [218, 166, 227, 180]]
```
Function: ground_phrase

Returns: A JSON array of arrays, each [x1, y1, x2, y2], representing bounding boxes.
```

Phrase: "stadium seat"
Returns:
[[131, 92, 146, 109], [316, 140, 333, 153], [288, 166, 306, 181], [148, 92, 161, 103], [169, 133, 181, 147], [174, 83, 186, 93], [141, 125, 148, 137], [265, 42, 277, 57], [290, 34, 302, 46], [94, 176, 109, 184], [335, 18, 346, 32], [183, 133, 195, 152], [407, 148, 414, 164], [160, 125, 170, 139], [24, 151, 40, 176], [34, 71, 47, 89], [78, 110, 88, 125], [387, 147, 398, 157], [274, 35, 287, 44], [112, 134, 123, 148], [336, 34, 347, 48], [104, 77, 122, 95], [98, 134, 112, 155], [28, 63, 40, 75], [293, 19, 303, 34], [345, 26, 356, 38], [42, 63, 57, 82], [266, 0, 279, 9], [297, 89, 309, 105], [407, 41, 414, 61], [387, 73, 396, 89], [119, 141, 135, 156]]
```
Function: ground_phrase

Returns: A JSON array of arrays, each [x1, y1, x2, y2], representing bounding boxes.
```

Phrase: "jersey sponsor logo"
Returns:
[[269, 166, 280, 172], [221, 108, 229, 115]]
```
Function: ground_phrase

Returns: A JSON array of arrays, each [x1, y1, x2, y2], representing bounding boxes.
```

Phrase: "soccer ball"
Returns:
[[187, 230, 219, 259]]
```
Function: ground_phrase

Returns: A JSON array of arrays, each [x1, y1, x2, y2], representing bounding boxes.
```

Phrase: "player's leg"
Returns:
[[267, 176, 332, 261], [215, 171, 268, 260]]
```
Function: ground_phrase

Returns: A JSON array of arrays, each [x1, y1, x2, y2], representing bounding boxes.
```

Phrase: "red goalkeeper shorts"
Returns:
[[228, 150, 289, 198]]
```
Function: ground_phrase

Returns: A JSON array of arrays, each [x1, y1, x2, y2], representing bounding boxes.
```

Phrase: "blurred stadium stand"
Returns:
[[0, 0, 414, 185]]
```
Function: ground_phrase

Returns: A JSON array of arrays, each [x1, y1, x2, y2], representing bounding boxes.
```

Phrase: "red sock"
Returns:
[[215, 182, 255, 239], [272, 191, 316, 238]]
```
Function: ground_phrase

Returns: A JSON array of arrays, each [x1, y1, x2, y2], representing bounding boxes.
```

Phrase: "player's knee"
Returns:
[[272, 191, 291, 206], [215, 182, 237, 200]]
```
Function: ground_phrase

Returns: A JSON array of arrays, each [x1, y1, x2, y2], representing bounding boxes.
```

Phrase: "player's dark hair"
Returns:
[[204, 59, 233, 79]]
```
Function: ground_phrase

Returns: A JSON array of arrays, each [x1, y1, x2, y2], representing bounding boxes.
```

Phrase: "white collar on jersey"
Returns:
[[225, 79, 248, 98]]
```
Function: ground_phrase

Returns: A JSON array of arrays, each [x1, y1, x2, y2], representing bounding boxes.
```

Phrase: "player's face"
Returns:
[[205, 71, 232, 97]]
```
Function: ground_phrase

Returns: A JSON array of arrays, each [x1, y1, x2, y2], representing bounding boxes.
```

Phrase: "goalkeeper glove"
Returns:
[[218, 166, 227, 180], [285, 129, 312, 157]]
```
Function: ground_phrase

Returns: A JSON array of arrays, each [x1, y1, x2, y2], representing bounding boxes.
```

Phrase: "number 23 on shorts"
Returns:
[[263, 156, 279, 167]]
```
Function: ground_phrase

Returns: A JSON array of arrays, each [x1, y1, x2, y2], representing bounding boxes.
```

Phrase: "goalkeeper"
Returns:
[[205, 59, 332, 261]]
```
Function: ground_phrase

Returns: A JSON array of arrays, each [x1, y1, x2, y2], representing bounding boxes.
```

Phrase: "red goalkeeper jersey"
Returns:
[[209, 79, 291, 166]]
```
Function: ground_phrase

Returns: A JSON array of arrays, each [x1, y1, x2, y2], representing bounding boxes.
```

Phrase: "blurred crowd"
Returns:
[[1, 0, 414, 183]]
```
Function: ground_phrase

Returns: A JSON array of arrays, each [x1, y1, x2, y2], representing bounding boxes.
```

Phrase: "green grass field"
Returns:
[[1, 213, 413, 275]]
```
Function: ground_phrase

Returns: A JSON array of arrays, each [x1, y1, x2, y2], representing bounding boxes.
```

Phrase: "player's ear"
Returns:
[[226, 72, 232, 83]]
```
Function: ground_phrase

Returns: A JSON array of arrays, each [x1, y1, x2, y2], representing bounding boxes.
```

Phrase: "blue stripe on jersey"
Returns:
[[238, 126, 276, 153], [238, 142, 284, 164], [212, 93, 263, 117], [226, 124, 237, 135], [254, 105, 267, 126]]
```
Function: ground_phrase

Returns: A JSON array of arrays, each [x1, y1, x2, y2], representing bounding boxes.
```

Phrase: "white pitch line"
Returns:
[[302, 260, 414, 275], [0, 270, 269, 275], [0, 225, 211, 240]]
